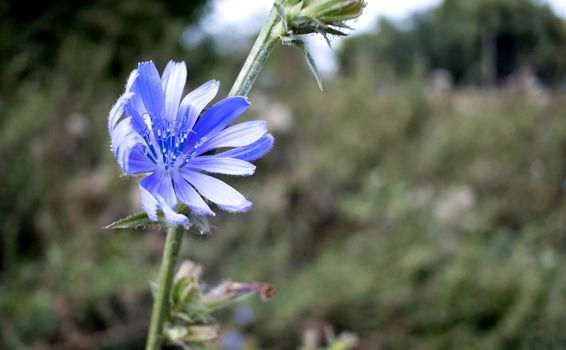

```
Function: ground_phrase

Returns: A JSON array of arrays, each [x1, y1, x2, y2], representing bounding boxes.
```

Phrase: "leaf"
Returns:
[[104, 211, 154, 230], [290, 39, 324, 91], [104, 203, 211, 235]]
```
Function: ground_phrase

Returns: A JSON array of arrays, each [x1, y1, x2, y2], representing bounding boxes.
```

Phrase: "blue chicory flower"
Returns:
[[108, 61, 273, 224]]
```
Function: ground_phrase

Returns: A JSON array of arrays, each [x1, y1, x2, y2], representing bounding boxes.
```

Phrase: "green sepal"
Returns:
[[275, 1, 289, 32], [104, 203, 210, 235], [324, 25, 348, 36]]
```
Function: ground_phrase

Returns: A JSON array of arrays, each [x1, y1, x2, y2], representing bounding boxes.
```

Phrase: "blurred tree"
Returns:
[[0, 0, 208, 95], [339, 0, 566, 85]]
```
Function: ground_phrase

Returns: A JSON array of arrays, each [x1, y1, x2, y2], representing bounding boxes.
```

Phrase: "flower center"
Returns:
[[139, 114, 207, 171]]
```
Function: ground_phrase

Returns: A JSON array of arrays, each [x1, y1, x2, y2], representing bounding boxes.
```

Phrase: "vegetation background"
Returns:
[[1, 0, 566, 349]]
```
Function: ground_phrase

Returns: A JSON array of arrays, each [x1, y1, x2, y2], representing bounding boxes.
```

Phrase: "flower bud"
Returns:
[[278, 0, 366, 37], [166, 324, 219, 343], [201, 281, 275, 312], [171, 260, 203, 305], [165, 262, 275, 348]]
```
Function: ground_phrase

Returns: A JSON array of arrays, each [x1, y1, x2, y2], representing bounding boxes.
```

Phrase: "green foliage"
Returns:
[[0, 0, 207, 96], [193, 70, 566, 349]]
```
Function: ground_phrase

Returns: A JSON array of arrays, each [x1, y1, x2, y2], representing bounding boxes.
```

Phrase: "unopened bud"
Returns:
[[166, 324, 219, 343], [201, 281, 275, 312], [175, 260, 202, 281], [171, 260, 203, 305], [277, 0, 365, 38]]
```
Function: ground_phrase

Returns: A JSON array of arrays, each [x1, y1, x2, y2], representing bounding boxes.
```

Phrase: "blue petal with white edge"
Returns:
[[111, 117, 144, 171], [196, 121, 267, 155], [161, 61, 187, 121], [177, 80, 220, 132], [172, 173, 215, 216], [216, 134, 274, 161], [187, 96, 250, 145], [187, 157, 255, 176], [108, 92, 134, 134], [181, 170, 252, 212], [141, 171, 177, 209], [156, 195, 188, 225], [139, 185, 159, 222], [136, 61, 165, 118]]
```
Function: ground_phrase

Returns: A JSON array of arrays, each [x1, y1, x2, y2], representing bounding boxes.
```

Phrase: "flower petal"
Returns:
[[108, 92, 133, 133], [108, 68, 138, 133], [177, 80, 219, 131], [196, 121, 267, 155], [124, 99, 150, 136], [188, 96, 250, 145], [140, 171, 176, 209], [111, 117, 144, 171], [181, 170, 252, 212], [124, 145, 157, 174], [139, 185, 159, 222], [156, 195, 189, 225], [125, 68, 138, 93], [187, 157, 255, 176], [161, 61, 187, 121], [124, 74, 152, 136], [172, 172, 215, 216], [216, 134, 274, 161], [136, 61, 165, 118]]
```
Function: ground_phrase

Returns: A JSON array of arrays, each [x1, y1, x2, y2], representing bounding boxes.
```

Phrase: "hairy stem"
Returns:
[[144, 6, 284, 349], [145, 225, 183, 350], [228, 6, 283, 97]]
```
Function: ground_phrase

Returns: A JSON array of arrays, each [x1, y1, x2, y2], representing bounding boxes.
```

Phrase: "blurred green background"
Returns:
[[1, 0, 566, 349]]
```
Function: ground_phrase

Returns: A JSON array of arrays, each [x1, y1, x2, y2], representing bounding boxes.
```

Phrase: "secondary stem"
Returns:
[[145, 225, 183, 350], [228, 6, 283, 97]]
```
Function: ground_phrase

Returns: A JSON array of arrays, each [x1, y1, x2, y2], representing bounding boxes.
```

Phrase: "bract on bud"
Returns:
[[277, 0, 365, 37]]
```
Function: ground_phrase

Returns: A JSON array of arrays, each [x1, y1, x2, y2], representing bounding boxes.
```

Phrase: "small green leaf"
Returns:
[[291, 39, 324, 91], [104, 203, 211, 235], [104, 211, 153, 230]]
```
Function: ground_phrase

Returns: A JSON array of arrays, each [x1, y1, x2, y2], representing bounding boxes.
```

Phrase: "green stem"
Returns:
[[228, 6, 283, 97], [145, 225, 183, 350], [144, 7, 284, 349]]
